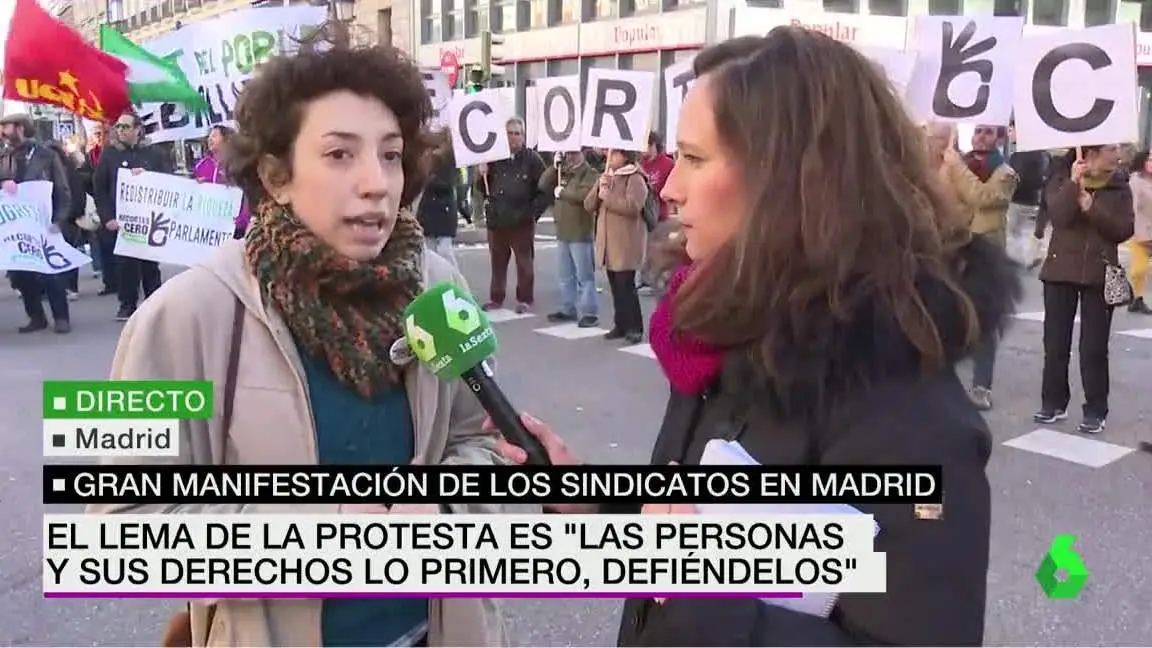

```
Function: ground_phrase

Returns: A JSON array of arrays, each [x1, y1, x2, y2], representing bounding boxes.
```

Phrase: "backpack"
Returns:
[[641, 177, 660, 232]]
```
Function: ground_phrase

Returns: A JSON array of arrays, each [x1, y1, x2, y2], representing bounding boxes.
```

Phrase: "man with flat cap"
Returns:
[[0, 113, 74, 334]]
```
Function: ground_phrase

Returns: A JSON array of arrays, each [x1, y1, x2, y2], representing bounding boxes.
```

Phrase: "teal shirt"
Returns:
[[299, 353, 429, 647]]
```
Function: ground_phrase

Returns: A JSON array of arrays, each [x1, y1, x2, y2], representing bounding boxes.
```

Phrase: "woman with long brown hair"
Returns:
[[493, 27, 1018, 645]]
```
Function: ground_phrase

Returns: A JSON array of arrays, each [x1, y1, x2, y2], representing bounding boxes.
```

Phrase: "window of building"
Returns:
[[550, 0, 578, 23], [1143, 1, 1152, 31], [927, 0, 960, 13], [530, 0, 547, 27], [622, 0, 661, 15], [993, 0, 1023, 15], [421, 0, 442, 43], [1032, 0, 1067, 25], [822, 0, 857, 13], [377, 8, 392, 46], [493, 0, 519, 31], [592, 0, 618, 19], [868, 0, 905, 15], [1083, 0, 1114, 26], [468, 0, 490, 36], [743, 0, 783, 7], [448, 0, 465, 40]]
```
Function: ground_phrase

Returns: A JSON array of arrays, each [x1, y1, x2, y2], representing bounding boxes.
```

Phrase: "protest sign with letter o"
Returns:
[[1011, 23, 1138, 152], [445, 89, 512, 167], [907, 15, 1022, 125], [579, 68, 656, 152], [662, 60, 696, 154], [534, 75, 583, 152]]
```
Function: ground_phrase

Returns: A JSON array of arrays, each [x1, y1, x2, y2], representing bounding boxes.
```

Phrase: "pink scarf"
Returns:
[[649, 265, 726, 395]]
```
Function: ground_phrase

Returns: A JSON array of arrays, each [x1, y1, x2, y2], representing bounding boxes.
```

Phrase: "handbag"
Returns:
[[77, 196, 100, 232], [160, 297, 245, 647], [1102, 254, 1134, 307]]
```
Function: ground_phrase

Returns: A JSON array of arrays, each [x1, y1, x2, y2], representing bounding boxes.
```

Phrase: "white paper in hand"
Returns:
[[697, 439, 881, 618]]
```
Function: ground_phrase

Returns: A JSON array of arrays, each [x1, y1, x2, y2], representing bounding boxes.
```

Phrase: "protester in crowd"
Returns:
[[93, 111, 172, 321], [474, 116, 547, 313], [416, 134, 468, 266], [44, 140, 87, 299], [1007, 124, 1049, 269], [494, 27, 1012, 646], [1125, 150, 1152, 314], [1035, 146, 1134, 434], [540, 149, 600, 327], [0, 113, 74, 333], [585, 149, 647, 344], [194, 124, 251, 239], [583, 146, 606, 172], [940, 123, 1018, 411], [640, 132, 675, 222], [79, 122, 111, 291], [89, 36, 517, 648]]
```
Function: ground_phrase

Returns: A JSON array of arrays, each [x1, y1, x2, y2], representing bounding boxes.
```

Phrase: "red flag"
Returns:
[[2, 0, 131, 122]]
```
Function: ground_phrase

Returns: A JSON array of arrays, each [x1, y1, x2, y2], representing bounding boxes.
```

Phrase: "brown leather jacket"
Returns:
[[1039, 172, 1134, 286]]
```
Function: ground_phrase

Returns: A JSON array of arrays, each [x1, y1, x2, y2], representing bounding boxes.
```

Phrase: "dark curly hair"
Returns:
[[224, 36, 434, 208]]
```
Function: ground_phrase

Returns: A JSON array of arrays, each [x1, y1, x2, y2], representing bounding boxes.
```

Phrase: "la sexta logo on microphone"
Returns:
[[147, 211, 172, 247]]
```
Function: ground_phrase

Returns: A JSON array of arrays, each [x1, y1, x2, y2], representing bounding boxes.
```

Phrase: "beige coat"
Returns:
[[585, 165, 647, 271], [941, 156, 1017, 245], [88, 240, 529, 646], [1129, 172, 1152, 242]]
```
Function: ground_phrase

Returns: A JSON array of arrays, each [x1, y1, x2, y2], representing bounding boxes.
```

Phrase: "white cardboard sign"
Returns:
[[444, 89, 512, 167], [533, 75, 583, 153], [907, 15, 1023, 125], [579, 68, 656, 152], [421, 69, 453, 131], [662, 59, 697, 153], [1011, 23, 1139, 152]]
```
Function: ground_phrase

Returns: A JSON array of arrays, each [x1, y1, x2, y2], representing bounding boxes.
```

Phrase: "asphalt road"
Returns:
[[1, 242, 1150, 646]]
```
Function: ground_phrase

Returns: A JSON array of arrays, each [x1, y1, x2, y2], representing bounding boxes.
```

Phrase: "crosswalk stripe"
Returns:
[[621, 343, 656, 359], [1118, 328, 1152, 339], [485, 309, 535, 323], [1003, 428, 1134, 468], [535, 323, 610, 339]]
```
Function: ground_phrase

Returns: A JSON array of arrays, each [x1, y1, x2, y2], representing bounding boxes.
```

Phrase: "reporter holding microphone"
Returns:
[[88, 34, 520, 647], [493, 29, 1010, 646]]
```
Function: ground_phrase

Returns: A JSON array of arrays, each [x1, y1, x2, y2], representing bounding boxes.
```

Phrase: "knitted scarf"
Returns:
[[245, 199, 424, 399], [649, 264, 726, 395]]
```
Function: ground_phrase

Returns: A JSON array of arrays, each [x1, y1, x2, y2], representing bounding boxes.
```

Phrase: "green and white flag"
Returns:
[[99, 25, 208, 110]]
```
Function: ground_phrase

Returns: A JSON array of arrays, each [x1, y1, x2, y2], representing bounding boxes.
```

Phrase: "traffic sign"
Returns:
[[440, 51, 460, 87]]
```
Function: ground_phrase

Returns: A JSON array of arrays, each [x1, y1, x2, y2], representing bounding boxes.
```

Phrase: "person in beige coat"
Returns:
[[88, 40, 523, 647], [584, 149, 648, 344]]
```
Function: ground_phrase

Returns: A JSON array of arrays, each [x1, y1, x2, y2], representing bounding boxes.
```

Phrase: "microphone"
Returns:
[[402, 282, 551, 465]]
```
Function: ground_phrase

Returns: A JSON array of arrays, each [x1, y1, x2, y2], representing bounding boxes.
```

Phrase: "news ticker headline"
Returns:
[[43, 465, 944, 506], [43, 514, 886, 598]]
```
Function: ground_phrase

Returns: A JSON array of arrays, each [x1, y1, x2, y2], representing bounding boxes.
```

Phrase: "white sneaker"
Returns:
[[66, 290, 80, 301]]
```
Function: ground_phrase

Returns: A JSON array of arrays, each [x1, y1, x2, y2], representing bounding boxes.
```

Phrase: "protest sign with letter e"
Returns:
[[907, 15, 1023, 125], [580, 68, 656, 152], [534, 75, 582, 153], [662, 59, 696, 154], [1011, 23, 1138, 152], [446, 88, 512, 167], [420, 68, 453, 131]]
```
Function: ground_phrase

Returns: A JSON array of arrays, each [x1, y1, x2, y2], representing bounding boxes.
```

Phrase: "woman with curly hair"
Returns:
[[89, 34, 516, 647]]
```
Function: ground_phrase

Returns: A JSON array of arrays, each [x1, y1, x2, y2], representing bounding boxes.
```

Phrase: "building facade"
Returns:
[[416, 0, 1152, 142], [67, 0, 413, 53]]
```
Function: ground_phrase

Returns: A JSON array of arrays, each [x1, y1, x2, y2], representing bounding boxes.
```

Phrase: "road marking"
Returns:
[[457, 242, 558, 252], [1118, 328, 1152, 339], [535, 323, 610, 339], [486, 309, 535, 323], [1013, 311, 1081, 323], [620, 343, 656, 359], [1003, 428, 1134, 468]]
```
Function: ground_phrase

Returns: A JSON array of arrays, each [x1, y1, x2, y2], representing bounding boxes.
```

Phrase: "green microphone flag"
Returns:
[[403, 282, 498, 380]]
